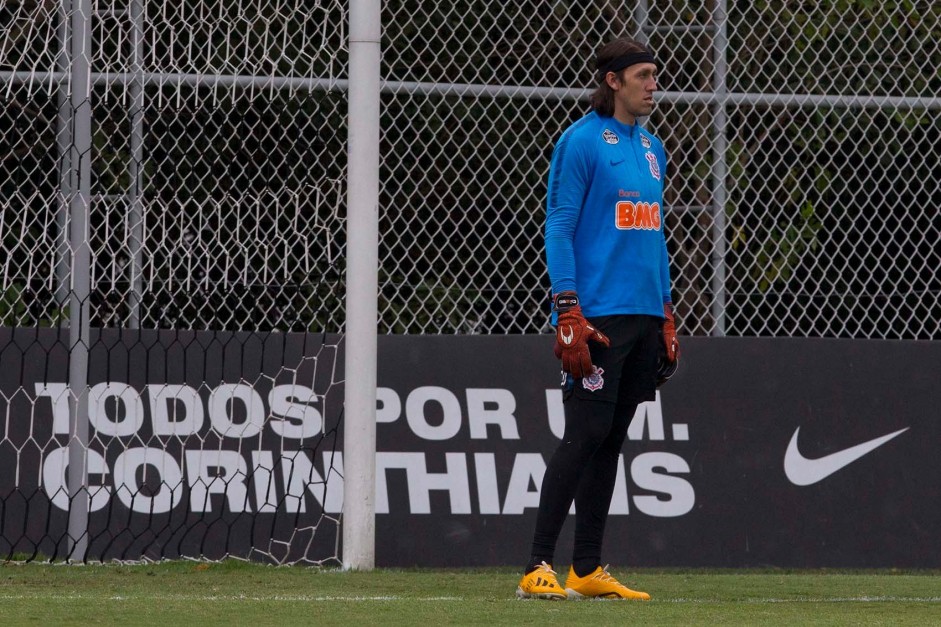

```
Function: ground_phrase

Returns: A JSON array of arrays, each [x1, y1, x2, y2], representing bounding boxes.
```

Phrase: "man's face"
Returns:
[[608, 62, 658, 121]]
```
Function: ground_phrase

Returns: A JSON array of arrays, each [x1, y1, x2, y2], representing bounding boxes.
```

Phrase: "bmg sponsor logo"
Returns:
[[615, 201, 661, 231]]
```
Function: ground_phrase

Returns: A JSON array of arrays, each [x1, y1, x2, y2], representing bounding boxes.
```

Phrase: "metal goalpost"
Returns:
[[342, 0, 380, 571]]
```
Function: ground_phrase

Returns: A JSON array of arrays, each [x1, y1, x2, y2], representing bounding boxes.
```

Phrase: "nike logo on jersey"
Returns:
[[783, 426, 909, 486], [610, 158, 625, 166]]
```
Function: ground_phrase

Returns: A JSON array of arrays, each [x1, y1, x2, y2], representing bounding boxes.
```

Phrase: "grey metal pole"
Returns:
[[127, 0, 145, 328], [710, 0, 729, 336], [0, 70, 941, 111], [633, 0, 649, 44], [56, 0, 72, 309], [67, 0, 92, 562], [342, 0, 380, 571], [2, 71, 941, 111]]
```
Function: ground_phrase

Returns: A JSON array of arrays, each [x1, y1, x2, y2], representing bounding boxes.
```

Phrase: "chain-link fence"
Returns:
[[377, 1, 941, 338], [2, 0, 348, 336], [2, 1, 939, 340]]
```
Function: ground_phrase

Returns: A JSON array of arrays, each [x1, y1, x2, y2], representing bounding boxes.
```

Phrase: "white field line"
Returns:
[[0, 593, 463, 602], [667, 597, 941, 604], [1, 593, 940, 603]]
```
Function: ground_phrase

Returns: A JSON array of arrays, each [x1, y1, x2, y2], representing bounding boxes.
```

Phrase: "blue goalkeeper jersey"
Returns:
[[545, 111, 672, 320]]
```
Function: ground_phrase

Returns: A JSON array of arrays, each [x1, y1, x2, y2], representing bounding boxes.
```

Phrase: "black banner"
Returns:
[[1, 328, 938, 567], [0, 328, 344, 563]]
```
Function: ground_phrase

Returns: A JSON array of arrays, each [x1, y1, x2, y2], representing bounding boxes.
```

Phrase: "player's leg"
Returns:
[[517, 396, 615, 599], [569, 393, 636, 577], [564, 315, 658, 601], [547, 313, 631, 575], [564, 395, 650, 600]]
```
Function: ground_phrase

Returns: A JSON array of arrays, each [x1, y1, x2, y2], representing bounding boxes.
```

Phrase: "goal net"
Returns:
[[0, 0, 349, 564], [0, 328, 346, 564]]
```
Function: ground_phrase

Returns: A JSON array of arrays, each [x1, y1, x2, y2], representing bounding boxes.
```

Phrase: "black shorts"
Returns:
[[562, 314, 660, 405]]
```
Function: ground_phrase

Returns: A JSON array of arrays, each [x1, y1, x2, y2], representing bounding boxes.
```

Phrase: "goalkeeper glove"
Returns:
[[661, 302, 680, 363], [552, 291, 610, 378]]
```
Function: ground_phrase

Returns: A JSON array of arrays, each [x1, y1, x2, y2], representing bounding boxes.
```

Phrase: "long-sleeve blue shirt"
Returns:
[[545, 111, 672, 319]]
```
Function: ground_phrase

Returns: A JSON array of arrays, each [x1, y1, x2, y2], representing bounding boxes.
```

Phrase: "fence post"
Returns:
[[710, 0, 729, 336], [127, 0, 145, 328], [56, 0, 72, 309]]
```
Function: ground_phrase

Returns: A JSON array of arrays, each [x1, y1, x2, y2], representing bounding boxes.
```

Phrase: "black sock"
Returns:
[[572, 558, 599, 578], [525, 556, 552, 574]]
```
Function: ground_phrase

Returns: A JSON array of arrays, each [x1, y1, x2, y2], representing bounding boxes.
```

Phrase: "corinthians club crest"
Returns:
[[645, 152, 661, 181], [582, 366, 605, 391]]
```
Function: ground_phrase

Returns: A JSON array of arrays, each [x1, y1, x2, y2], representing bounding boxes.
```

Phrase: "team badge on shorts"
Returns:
[[582, 366, 605, 392], [602, 129, 619, 144]]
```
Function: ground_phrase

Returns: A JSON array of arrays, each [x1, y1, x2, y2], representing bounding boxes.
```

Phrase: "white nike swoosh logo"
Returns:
[[783, 426, 909, 486]]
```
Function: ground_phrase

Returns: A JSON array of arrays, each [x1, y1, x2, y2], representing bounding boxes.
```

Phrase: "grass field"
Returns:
[[2, 560, 940, 625]]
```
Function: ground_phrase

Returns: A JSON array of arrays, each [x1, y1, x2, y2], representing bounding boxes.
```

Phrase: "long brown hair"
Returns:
[[590, 38, 652, 117]]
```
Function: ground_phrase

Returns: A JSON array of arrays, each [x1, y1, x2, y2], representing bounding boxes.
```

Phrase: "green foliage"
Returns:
[[0, 284, 26, 327], [3, 0, 938, 336], [731, 0, 941, 96], [706, 1, 940, 335], [750, 201, 823, 293], [0, 284, 66, 327], [379, 276, 478, 334]]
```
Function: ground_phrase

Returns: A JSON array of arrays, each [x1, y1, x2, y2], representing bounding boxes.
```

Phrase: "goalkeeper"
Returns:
[[517, 37, 679, 601]]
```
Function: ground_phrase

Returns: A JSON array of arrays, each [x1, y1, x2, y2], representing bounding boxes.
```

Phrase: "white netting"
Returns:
[[1, 0, 349, 564]]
